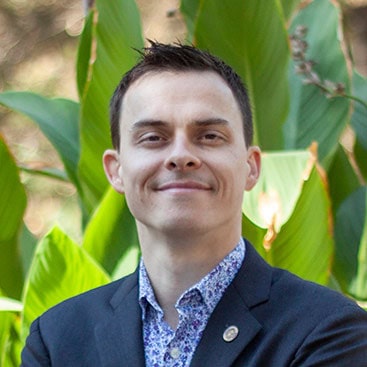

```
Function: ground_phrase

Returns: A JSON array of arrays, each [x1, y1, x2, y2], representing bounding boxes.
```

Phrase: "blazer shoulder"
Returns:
[[241, 240, 365, 319], [272, 266, 362, 311], [38, 270, 138, 328]]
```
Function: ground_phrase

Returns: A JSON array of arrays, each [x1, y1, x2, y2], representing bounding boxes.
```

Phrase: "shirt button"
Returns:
[[170, 347, 181, 359]]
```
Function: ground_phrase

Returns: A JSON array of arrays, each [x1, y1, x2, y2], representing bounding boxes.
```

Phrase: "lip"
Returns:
[[156, 181, 211, 191]]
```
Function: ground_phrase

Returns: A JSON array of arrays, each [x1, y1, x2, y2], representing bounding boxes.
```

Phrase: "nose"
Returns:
[[164, 136, 201, 171]]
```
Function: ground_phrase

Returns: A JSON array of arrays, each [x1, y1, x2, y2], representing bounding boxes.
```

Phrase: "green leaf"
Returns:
[[284, 0, 350, 164], [327, 144, 360, 214], [22, 226, 110, 340], [0, 311, 14, 367], [180, 0, 200, 42], [188, 0, 289, 149], [243, 150, 312, 231], [0, 92, 80, 189], [351, 71, 367, 150], [351, 71, 367, 181], [77, 10, 94, 98], [111, 245, 140, 280], [241, 214, 267, 259], [1, 311, 22, 367], [270, 166, 333, 285], [279, 0, 302, 21], [83, 187, 139, 275], [19, 165, 69, 182], [333, 186, 367, 299], [19, 225, 37, 281], [354, 138, 367, 182], [353, 188, 367, 300], [78, 0, 144, 213], [243, 149, 333, 284], [0, 137, 26, 299]]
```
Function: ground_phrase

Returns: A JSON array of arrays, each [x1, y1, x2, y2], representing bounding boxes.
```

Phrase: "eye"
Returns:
[[137, 132, 166, 146], [198, 131, 226, 145], [144, 135, 162, 142], [203, 133, 220, 140]]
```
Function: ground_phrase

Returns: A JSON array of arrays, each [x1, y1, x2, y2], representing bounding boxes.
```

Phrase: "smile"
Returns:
[[156, 181, 212, 192]]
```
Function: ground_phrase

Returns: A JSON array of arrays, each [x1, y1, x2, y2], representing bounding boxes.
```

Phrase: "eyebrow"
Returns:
[[129, 118, 230, 132], [129, 119, 169, 132]]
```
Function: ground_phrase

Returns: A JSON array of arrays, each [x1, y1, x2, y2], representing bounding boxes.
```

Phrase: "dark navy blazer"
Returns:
[[21, 241, 367, 366]]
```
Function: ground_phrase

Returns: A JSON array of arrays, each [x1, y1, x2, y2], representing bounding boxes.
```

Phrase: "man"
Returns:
[[21, 42, 367, 366]]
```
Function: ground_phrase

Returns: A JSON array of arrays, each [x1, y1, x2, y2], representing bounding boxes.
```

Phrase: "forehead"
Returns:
[[120, 71, 242, 126]]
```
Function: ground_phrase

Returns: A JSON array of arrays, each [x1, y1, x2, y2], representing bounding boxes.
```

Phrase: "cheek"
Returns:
[[121, 159, 157, 194], [211, 162, 243, 196]]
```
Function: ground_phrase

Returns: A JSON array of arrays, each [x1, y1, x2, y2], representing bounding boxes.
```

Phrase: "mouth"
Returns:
[[156, 180, 212, 192]]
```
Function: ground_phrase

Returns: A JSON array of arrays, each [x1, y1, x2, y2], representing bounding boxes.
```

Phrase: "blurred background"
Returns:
[[0, 0, 366, 242]]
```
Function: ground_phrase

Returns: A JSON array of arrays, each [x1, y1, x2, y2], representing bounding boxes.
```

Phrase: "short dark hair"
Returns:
[[109, 41, 253, 150]]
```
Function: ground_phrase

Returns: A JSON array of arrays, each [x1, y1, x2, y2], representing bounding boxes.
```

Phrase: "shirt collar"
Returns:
[[139, 238, 246, 320]]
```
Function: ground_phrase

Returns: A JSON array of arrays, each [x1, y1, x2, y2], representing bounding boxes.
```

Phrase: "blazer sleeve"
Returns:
[[291, 304, 367, 366], [20, 318, 51, 367]]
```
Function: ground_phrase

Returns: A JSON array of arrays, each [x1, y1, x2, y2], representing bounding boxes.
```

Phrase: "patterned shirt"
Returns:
[[138, 239, 245, 367]]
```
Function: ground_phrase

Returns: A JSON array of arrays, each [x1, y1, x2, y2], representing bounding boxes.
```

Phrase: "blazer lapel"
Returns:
[[95, 271, 146, 367], [191, 242, 273, 367]]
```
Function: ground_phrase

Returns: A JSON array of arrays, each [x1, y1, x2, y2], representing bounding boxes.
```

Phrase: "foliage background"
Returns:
[[0, 0, 367, 364], [0, 0, 366, 243]]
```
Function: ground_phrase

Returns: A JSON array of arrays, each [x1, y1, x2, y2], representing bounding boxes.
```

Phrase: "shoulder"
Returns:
[[243, 240, 363, 314], [272, 266, 362, 313], [22, 273, 139, 366], [234, 242, 367, 364], [37, 270, 138, 330], [239, 240, 366, 333]]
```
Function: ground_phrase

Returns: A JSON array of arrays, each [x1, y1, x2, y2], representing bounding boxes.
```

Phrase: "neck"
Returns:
[[137, 223, 241, 328]]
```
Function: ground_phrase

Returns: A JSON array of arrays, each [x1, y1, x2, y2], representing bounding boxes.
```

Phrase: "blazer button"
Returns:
[[223, 325, 239, 342]]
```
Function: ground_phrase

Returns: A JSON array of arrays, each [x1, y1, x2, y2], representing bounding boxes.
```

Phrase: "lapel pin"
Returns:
[[223, 325, 239, 342]]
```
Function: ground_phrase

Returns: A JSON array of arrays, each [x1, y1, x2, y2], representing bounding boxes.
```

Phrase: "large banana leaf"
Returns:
[[182, 0, 290, 149], [111, 245, 141, 281], [284, 0, 350, 165], [333, 186, 367, 300], [77, 0, 144, 214], [0, 93, 80, 189], [0, 311, 12, 366], [243, 149, 333, 284], [270, 167, 333, 285], [180, 0, 199, 42], [327, 144, 360, 214], [351, 71, 367, 149], [354, 191, 367, 300], [18, 225, 37, 283], [21, 226, 110, 340], [354, 139, 367, 182], [83, 187, 139, 275], [243, 150, 312, 231], [279, 0, 302, 21], [0, 297, 22, 367], [0, 310, 21, 367], [76, 11, 94, 99], [0, 137, 26, 299], [356, 192, 367, 301], [351, 71, 367, 181]]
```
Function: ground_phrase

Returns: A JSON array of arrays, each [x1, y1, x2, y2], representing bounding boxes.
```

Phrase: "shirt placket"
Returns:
[[163, 308, 192, 367]]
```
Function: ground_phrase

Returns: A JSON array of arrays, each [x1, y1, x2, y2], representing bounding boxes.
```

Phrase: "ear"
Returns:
[[244, 146, 261, 191], [103, 149, 125, 194]]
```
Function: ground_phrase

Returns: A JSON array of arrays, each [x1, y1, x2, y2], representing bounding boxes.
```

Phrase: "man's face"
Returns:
[[104, 71, 260, 237]]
